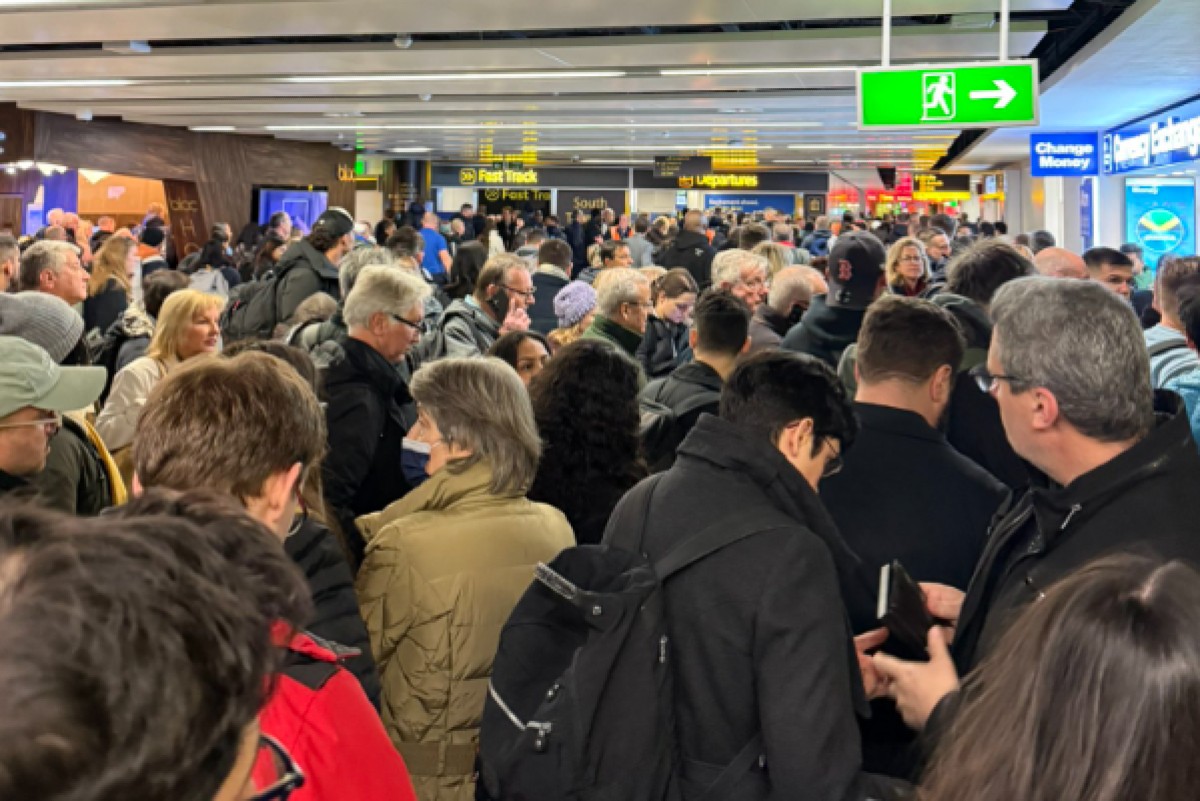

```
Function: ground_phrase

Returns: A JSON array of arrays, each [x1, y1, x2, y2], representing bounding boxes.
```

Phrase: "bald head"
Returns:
[[1034, 247, 1087, 280]]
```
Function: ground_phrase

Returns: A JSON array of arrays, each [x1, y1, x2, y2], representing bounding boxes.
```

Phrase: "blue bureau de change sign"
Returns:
[[1103, 95, 1200, 175], [1030, 133, 1099, 177], [702, 193, 796, 216]]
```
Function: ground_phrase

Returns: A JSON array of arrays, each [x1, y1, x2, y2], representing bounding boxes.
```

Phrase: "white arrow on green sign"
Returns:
[[856, 60, 1040, 130]]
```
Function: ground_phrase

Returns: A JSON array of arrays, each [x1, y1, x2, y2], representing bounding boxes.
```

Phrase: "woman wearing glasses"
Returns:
[[356, 358, 574, 801], [320, 266, 431, 572], [885, 237, 932, 298]]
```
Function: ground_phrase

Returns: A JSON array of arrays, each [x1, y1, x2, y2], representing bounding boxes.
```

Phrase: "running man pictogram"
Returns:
[[921, 72, 956, 121]]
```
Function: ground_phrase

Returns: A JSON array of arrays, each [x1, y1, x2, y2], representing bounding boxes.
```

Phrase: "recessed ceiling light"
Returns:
[[0, 78, 133, 88], [389, 147, 431, 153], [788, 143, 939, 150], [662, 65, 859, 76], [265, 121, 820, 132], [190, 126, 236, 132]]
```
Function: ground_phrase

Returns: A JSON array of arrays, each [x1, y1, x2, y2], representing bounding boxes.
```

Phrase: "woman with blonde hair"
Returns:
[[885, 236, 932, 297], [83, 235, 136, 335], [752, 240, 796, 278], [356, 357, 574, 801], [96, 289, 224, 458]]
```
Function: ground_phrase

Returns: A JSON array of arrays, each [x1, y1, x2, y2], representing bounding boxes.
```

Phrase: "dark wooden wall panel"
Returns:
[[21, 110, 356, 228], [0, 103, 35, 163]]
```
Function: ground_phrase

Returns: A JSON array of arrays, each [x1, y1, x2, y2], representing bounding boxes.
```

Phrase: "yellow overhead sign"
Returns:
[[679, 174, 759, 189]]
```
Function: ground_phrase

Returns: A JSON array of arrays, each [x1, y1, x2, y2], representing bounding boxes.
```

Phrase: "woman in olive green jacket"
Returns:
[[356, 358, 575, 801]]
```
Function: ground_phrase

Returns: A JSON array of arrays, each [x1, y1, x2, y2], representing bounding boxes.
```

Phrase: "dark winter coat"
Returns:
[[529, 268, 570, 335], [636, 315, 689, 379], [83, 279, 129, 336], [780, 295, 867, 369], [285, 517, 381, 708], [748, 305, 794, 353], [657, 229, 715, 289], [603, 415, 898, 801], [275, 239, 341, 323], [30, 415, 113, 516], [639, 360, 722, 472], [320, 337, 416, 571]]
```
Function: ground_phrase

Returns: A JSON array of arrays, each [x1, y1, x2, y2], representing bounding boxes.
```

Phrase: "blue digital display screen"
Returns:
[[255, 187, 329, 233], [1125, 178, 1196, 270]]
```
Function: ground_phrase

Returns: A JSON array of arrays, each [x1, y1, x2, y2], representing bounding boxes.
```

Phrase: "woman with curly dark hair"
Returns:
[[527, 339, 648, 544]]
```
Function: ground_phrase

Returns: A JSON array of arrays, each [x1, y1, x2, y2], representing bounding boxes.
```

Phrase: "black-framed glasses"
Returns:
[[970, 364, 1026, 394], [501, 284, 536, 300], [389, 313, 422, 331], [251, 734, 305, 801]]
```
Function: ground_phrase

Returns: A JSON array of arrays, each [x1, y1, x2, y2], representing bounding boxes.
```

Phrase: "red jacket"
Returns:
[[258, 630, 417, 801]]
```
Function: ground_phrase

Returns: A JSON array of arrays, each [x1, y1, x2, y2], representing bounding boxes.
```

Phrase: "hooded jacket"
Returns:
[[107, 304, 156, 373], [355, 461, 574, 801], [275, 239, 341, 324], [437, 298, 502, 360], [780, 294, 866, 369], [321, 336, 417, 570], [603, 415, 897, 801], [658, 229, 716, 288], [748, 305, 794, 353]]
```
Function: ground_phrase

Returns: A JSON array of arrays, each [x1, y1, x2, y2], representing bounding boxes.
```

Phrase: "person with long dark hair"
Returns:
[[916, 554, 1200, 801], [442, 240, 489, 302], [248, 231, 287, 281], [527, 339, 647, 544]]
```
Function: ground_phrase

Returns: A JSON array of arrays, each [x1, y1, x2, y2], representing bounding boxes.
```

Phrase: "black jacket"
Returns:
[[951, 393, 1200, 673], [30, 416, 112, 516], [658, 230, 715, 289], [566, 222, 588, 268], [604, 415, 897, 801], [275, 240, 341, 323], [748, 305, 793, 353], [320, 337, 416, 571], [636, 315, 689, 379], [640, 360, 722, 472], [781, 295, 866, 368], [822, 403, 1007, 630], [285, 518, 381, 708], [83, 279, 129, 336], [529, 268, 569, 335]]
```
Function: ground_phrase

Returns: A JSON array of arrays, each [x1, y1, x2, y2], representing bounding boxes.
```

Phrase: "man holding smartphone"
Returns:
[[428, 254, 533, 360]]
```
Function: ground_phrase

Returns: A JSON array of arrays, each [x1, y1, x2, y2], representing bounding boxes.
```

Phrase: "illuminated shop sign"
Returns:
[[678, 174, 759, 189], [459, 167, 540, 185], [1030, 133, 1099, 176], [1103, 96, 1200, 175]]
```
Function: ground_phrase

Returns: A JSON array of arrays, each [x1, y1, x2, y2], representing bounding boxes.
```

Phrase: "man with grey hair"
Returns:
[[322, 265, 431, 567], [291, 245, 399, 355], [18, 240, 89, 307], [712, 249, 770, 313], [749, 266, 812, 353], [0, 234, 18, 293], [874, 276, 1200, 740], [423, 254, 532, 361], [582, 267, 651, 359]]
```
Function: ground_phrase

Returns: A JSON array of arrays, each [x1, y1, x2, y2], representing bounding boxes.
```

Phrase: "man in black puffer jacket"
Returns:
[[658, 210, 715, 288], [275, 207, 356, 323]]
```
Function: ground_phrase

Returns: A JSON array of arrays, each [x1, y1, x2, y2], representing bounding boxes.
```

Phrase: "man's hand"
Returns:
[[920, 582, 965, 639], [872, 627, 959, 730], [854, 628, 889, 700], [500, 306, 531, 335]]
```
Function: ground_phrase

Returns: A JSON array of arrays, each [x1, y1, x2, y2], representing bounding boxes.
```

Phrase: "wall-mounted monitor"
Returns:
[[252, 186, 329, 234]]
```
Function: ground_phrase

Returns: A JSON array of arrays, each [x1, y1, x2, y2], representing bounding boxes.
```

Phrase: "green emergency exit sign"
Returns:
[[857, 61, 1039, 130]]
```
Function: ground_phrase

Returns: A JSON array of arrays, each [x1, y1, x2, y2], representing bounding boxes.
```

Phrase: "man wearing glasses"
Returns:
[[0, 336, 105, 496], [874, 278, 1200, 747], [431, 254, 533, 360]]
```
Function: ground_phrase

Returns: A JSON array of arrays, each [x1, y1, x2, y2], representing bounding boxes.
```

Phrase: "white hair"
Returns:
[[595, 267, 650, 317], [343, 265, 431, 329], [712, 249, 769, 288]]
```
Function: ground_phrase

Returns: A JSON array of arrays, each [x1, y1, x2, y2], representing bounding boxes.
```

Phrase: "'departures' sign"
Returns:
[[1030, 133, 1099, 177], [1104, 96, 1200, 175]]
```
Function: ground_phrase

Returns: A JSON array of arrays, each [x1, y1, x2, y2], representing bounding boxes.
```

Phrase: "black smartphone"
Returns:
[[488, 288, 510, 321], [878, 561, 934, 662]]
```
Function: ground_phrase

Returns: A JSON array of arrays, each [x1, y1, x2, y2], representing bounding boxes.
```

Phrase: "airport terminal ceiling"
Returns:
[[0, 0, 1141, 179]]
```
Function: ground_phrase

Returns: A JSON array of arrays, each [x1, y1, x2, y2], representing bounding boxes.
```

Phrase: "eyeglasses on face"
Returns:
[[501, 284, 536, 300], [0, 411, 62, 433], [970, 364, 1027, 394], [389, 313, 422, 332]]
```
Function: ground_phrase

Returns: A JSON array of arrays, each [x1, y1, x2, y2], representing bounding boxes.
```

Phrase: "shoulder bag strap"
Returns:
[[699, 733, 766, 801]]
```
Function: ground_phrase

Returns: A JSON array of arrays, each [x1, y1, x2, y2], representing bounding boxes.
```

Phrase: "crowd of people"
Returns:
[[1, 195, 1199, 801]]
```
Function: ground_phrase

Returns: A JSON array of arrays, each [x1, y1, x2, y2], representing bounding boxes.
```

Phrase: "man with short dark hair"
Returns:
[[929, 213, 957, 240], [640, 290, 751, 470], [528, 238, 573, 334], [659, 209, 716, 288], [738, 222, 771, 251], [137, 225, 169, 278], [1083, 246, 1135, 300], [605, 351, 898, 801], [1145, 255, 1200, 388], [782, 232, 887, 367], [876, 277, 1200, 742], [419, 211, 452, 282], [625, 216, 654, 267], [268, 210, 293, 240], [276, 206, 356, 322], [1029, 229, 1056, 253]]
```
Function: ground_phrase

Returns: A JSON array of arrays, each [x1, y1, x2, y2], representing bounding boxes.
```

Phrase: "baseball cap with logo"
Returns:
[[313, 207, 355, 239], [826, 231, 887, 310], [0, 336, 106, 420]]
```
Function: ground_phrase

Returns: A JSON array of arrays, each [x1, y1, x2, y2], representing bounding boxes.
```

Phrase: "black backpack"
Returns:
[[638, 383, 719, 473], [220, 276, 280, 342], [478, 474, 770, 801]]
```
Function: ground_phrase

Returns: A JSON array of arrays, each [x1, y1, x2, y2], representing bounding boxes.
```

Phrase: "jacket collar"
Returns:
[[536, 264, 570, 282], [282, 239, 338, 281], [753, 304, 792, 338], [1031, 391, 1195, 539], [337, 336, 404, 397], [853, 401, 941, 444], [801, 294, 868, 332], [384, 460, 507, 519], [669, 360, 723, 392], [589, 314, 644, 355], [673, 229, 709, 249]]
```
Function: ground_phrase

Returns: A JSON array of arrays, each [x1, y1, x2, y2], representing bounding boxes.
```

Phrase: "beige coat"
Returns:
[[356, 461, 574, 801]]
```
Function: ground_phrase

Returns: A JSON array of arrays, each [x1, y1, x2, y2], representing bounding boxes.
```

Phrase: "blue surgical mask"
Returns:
[[401, 437, 432, 487]]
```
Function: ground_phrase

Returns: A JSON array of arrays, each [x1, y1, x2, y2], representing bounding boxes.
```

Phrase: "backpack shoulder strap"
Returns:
[[699, 733, 766, 801], [600, 473, 665, 553], [1149, 338, 1189, 359], [653, 510, 789, 580]]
